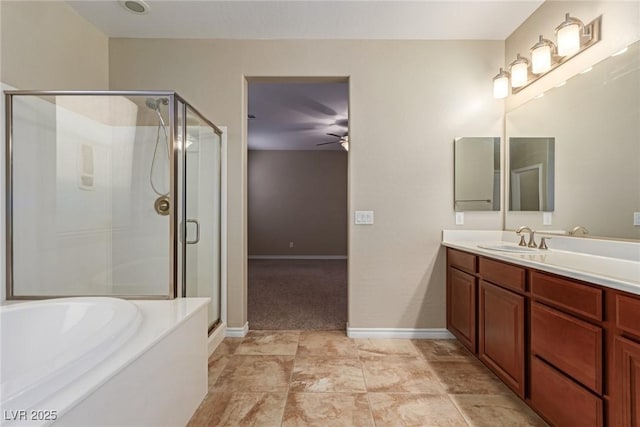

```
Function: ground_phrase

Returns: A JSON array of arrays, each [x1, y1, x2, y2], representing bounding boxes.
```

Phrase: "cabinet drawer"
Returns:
[[616, 294, 640, 339], [531, 302, 602, 393], [447, 248, 476, 274], [479, 257, 525, 292], [531, 271, 602, 321], [531, 357, 603, 427]]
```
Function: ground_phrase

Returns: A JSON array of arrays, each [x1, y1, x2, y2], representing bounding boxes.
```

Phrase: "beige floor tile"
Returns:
[[290, 356, 366, 392], [450, 394, 549, 427], [361, 356, 444, 393], [412, 339, 476, 362], [214, 337, 243, 355], [297, 331, 358, 358], [368, 393, 468, 427], [187, 392, 286, 427], [212, 355, 294, 392], [282, 393, 374, 427], [429, 360, 510, 395], [355, 338, 422, 357], [236, 331, 300, 355], [207, 353, 231, 389]]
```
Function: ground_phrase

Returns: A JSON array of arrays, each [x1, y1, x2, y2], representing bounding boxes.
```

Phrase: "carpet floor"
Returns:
[[248, 259, 347, 330]]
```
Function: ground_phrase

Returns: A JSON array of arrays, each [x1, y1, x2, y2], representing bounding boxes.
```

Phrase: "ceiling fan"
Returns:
[[316, 132, 349, 151]]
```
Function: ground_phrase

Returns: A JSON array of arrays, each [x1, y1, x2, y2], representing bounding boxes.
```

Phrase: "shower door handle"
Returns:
[[186, 219, 200, 244]]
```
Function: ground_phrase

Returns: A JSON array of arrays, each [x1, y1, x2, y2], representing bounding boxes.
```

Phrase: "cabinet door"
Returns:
[[615, 336, 640, 427], [479, 280, 525, 397], [447, 267, 476, 352]]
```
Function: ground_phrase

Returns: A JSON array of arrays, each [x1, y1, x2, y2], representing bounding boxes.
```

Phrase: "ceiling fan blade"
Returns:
[[334, 118, 349, 128], [316, 141, 338, 146]]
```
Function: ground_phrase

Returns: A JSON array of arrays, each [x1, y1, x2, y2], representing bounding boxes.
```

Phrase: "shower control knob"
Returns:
[[154, 196, 171, 216]]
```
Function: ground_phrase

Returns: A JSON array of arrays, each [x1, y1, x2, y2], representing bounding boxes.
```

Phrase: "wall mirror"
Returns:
[[509, 137, 554, 212], [505, 39, 640, 240], [454, 137, 500, 211]]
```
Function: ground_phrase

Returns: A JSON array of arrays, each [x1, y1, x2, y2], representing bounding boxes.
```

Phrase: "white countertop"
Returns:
[[442, 230, 640, 296]]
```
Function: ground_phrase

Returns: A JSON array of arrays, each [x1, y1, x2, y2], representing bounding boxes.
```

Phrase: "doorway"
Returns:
[[246, 79, 349, 330]]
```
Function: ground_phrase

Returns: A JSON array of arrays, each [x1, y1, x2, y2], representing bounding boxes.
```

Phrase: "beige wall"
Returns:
[[504, 1, 640, 237], [0, 1, 109, 301], [0, 1, 109, 89], [248, 150, 347, 256], [505, 1, 640, 110], [109, 39, 503, 328]]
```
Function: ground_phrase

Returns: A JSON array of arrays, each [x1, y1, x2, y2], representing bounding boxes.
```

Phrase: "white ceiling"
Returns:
[[67, 0, 543, 150], [248, 82, 349, 150], [68, 1, 543, 40]]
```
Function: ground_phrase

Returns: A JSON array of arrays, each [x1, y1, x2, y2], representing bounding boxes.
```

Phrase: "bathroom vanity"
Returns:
[[442, 231, 640, 427]]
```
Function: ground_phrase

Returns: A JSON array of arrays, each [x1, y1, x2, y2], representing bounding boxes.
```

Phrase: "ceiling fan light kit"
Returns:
[[316, 132, 349, 151]]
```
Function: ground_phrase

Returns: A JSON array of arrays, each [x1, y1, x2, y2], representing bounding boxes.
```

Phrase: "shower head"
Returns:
[[145, 97, 169, 111]]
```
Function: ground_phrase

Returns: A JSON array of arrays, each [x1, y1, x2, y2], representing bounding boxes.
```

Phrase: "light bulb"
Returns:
[[493, 70, 509, 99], [509, 54, 529, 88], [531, 36, 554, 74], [556, 13, 584, 56], [557, 24, 581, 56]]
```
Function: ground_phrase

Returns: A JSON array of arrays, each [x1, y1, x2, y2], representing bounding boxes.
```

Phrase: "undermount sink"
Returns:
[[477, 243, 539, 253]]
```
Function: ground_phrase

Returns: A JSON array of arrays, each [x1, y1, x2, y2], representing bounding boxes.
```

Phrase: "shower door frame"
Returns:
[[4, 90, 223, 303]]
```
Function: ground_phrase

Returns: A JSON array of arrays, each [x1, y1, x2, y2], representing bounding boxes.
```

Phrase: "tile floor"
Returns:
[[188, 331, 548, 426]]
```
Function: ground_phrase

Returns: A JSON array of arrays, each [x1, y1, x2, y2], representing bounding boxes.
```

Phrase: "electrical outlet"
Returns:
[[455, 212, 464, 225], [634, 212, 640, 226], [289, 241, 294, 248], [543, 212, 553, 225], [355, 211, 374, 225]]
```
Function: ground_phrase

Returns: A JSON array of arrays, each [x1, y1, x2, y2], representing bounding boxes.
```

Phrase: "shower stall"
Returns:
[[4, 91, 224, 331]]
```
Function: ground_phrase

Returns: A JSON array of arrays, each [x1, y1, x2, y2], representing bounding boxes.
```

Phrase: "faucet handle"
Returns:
[[528, 231, 537, 248], [518, 235, 527, 246], [538, 236, 551, 250]]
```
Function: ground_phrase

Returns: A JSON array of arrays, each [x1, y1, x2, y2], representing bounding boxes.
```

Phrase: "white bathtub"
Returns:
[[0, 297, 209, 427], [1, 298, 141, 414]]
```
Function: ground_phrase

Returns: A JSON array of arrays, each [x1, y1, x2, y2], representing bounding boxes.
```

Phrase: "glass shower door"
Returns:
[[183, 106, 222, 331]]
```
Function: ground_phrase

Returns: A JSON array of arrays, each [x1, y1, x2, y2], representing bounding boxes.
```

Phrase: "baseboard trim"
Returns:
[[225, 322, 249, 337], [346, 327, 455, 339], [248, 255, 348, 260], [208, 322, 226, 356]]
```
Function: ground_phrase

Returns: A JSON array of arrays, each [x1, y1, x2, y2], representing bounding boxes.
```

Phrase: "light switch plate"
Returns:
[[455, 212, 464, 225], [634, 212, 640, 226], [543, 212, 553, 225], [355, 210, 374, 225]]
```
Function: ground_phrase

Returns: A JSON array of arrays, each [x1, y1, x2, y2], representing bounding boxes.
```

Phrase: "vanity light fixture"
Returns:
[[493, 68, 510, 99], [530, 36, 556, 74], [555, 13, 585, 56], [493, 13, 602, 98], [509, 54, 530, 88]]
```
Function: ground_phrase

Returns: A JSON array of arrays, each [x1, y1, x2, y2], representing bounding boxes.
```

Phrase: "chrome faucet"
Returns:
[[569, 226, 589, 236], [516, 226, 537, 248]]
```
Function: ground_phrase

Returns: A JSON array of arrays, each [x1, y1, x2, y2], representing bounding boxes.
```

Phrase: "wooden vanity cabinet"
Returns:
[[477, 257, 526, 397], [479, 279, 525, 397], [446, 248, 477, 352], [611, 292, 640, 427], [444, 246, 639, 427], [530, 271, 604, 427]]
